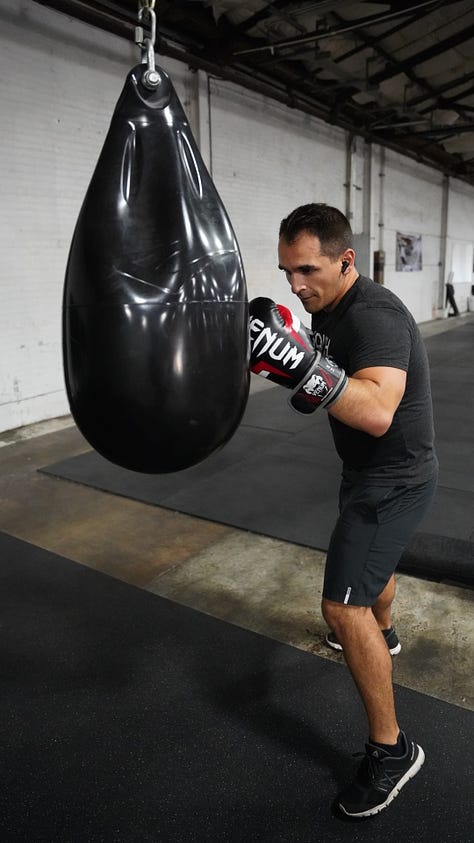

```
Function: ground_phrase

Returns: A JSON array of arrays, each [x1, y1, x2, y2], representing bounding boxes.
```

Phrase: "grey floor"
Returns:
[[0, 314, 473, 716]]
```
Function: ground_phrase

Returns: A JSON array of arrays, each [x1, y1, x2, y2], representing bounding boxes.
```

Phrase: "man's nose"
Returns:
[[289, 273, 306, 295]]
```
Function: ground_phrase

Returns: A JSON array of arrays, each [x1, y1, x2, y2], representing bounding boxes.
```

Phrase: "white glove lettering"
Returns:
[[249, 316, 305, 370]]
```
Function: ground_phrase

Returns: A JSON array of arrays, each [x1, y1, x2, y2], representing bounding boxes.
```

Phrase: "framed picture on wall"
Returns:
[[396, 232, 422, 271]]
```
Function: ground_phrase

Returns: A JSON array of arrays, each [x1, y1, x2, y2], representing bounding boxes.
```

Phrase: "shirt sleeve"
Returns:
[[345, 305, 413, 376]]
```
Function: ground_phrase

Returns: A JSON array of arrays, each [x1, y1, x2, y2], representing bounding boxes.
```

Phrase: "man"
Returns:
[[249, 203, 438, 819]]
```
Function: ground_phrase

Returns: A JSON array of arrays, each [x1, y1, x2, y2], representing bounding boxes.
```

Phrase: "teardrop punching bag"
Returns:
[[63, 62, 249, 473]]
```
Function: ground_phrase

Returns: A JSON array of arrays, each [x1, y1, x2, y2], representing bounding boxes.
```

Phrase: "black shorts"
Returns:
[[323, 472, 438, 607]]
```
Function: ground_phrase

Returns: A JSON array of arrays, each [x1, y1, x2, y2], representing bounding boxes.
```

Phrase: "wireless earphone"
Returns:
[[341, 260, 349, 273]]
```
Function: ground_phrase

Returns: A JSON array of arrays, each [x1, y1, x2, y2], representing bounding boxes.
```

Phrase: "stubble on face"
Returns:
[[278, 233, 345, 313]]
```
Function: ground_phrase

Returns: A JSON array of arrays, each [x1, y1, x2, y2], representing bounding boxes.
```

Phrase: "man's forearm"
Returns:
[[328, 370, 405, 437]]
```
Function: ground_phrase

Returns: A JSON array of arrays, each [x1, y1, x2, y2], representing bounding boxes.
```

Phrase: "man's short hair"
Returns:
[[279, 204, 354, 259]]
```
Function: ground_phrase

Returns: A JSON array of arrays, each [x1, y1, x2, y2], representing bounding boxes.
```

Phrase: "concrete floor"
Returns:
[[0, 314, 473, 717]]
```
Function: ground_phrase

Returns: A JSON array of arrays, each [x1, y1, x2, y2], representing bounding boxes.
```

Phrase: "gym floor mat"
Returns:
[[0, 532, 472, 842], [41, 323, 474, 586]]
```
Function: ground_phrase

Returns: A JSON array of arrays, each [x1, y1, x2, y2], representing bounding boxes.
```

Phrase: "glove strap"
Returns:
[[289, 354, 348, 415]]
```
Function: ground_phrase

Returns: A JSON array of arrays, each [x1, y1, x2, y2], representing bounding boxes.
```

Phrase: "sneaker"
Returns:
[[325, 626, 401, 655], [338, 732, 425, 818]]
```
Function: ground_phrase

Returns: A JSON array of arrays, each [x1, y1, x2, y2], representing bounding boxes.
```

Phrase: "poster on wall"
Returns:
[[396, 232, 422, 271]]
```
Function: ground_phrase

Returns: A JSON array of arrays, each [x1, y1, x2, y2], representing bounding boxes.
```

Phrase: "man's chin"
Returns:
[[300, 298, 319, 313]]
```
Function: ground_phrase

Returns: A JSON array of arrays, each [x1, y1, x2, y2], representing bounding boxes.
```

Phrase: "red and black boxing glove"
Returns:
[[249, 297, 348, 414]]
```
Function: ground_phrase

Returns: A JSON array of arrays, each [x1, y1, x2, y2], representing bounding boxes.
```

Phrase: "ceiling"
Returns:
[[35, 0, 474, 186]]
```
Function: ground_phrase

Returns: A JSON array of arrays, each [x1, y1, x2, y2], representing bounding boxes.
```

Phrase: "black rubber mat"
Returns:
[[0, 532, 472, 842], [41, 323, 474, 586]]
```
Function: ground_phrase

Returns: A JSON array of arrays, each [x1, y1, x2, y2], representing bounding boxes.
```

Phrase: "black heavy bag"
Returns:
[[63, 63, 249, 473]]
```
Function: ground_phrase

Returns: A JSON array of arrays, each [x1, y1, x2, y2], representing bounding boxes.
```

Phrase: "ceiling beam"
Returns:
[[29, 0, 474, 185], [369, 24, 474, 85]]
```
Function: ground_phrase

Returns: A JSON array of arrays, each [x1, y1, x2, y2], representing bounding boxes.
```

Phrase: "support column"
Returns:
[[438, 175, 450, 314], [345, 134, 354, 222], [186, 68, 212, 174]]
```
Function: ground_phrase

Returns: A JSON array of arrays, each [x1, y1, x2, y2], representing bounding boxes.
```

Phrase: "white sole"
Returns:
[[339, 745, 425, 819], [325, 636, 402, 656], [325, 637, 343, 652]]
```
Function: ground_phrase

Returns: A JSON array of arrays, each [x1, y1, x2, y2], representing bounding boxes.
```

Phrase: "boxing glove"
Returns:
[[249, 297, 348, 414]]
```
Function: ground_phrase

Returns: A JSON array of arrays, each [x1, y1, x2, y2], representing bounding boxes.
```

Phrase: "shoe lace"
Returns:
[[353, 751, 394, 787]]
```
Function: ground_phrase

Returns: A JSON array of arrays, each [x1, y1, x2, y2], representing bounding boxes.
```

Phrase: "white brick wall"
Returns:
[[1, 0, 474, 433], [209, 79, 346, 321], [370, 148, 443, 323], [0, 0, 188, 432], [369, 146, 474, 322], [445, 182, 474, 312]]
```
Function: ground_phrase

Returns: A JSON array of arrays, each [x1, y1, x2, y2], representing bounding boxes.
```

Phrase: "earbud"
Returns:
[[341, 260, 349, 273]]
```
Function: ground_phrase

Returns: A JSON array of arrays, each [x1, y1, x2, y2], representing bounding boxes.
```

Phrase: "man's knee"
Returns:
[[322, 596, 371, 635]]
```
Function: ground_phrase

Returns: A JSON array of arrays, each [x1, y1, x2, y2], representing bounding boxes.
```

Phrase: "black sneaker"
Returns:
[[338, 732, 425, 818], [325, 626, 401, 655]]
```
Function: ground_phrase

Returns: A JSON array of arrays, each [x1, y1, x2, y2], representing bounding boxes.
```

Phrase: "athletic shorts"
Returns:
[[322, 471, 438, 607]]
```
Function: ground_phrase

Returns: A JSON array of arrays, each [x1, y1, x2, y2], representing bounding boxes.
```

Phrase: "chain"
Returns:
[[135, 1, 160, 88]]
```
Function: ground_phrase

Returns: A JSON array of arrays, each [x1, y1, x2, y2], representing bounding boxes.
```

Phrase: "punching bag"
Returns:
[[63, 62, 249, 473]]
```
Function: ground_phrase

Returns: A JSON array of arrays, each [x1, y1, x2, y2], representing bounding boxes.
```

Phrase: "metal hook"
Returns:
[[137, 5, 156, 48], [135, 5, 161, 88]]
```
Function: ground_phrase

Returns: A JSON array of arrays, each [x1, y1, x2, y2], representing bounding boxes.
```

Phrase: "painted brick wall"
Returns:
[[370, 146, 474, 322], [0, 0, 188, 433], [208, 79, 347, 320], [444, 183, 474, 313], [378, 152, 443, 324]]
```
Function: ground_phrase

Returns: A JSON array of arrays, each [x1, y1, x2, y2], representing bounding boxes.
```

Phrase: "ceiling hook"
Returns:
[[135, 3, 161, 88]]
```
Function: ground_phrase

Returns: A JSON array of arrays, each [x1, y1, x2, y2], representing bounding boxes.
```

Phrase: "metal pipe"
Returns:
[[438, 175, 450, 313]]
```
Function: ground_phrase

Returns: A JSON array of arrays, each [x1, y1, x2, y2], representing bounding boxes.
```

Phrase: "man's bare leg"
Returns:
[[322, 598, 399, 744], [372, 574, 395, 630]]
